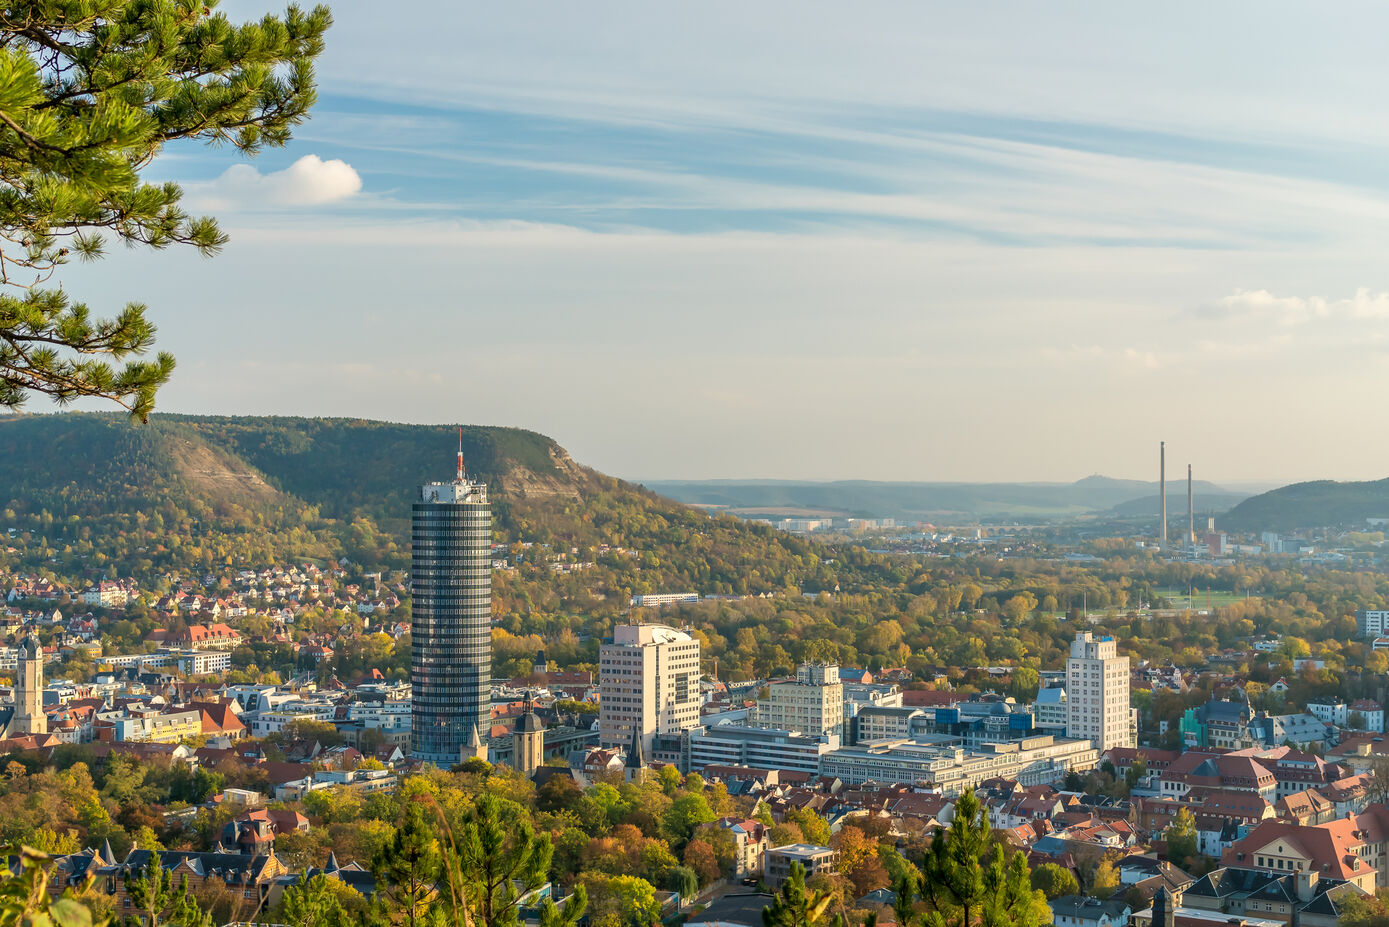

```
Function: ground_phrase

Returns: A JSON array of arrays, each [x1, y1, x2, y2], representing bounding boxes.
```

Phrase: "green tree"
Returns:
[[449, 793, 566, 927], [1339, 891, 1389, 927], [0, 0, 331, 417], [280, 872, 348, 927], [1091, 860, 1120, 900], [1029, 862, 1078, 900], [1164, 808, 1199, 865], [663, 793, 715, 847], [762, 862, 832, 927], [536, 886, 587, 927], [1123, 758, 1147, 795], [912, 790, 1048, 927], [370, 804, 440, 927], [122, 851, 214, 927], [0, 846, 107, 927], [582, 874, 659, 927], [667, 866, 699, 903], [785, 807, 831, 847]]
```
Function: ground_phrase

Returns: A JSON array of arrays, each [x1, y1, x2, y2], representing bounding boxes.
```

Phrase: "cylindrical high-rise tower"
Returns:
[[411, 458, 492, 766]]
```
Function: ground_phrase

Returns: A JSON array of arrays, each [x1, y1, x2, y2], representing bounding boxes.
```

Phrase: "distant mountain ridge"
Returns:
[[1221, 478, 1389, 532], [642, 475, 1251, 523]]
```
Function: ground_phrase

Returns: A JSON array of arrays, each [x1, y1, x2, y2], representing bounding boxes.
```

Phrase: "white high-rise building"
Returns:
[[599, 624, 702, 753], [754, 663, 844, 736], [1066, 632, 1132, 752]]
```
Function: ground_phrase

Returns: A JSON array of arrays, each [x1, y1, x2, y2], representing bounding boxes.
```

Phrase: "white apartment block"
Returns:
[[599, 624, 702, 752], [349, 700, 413, 732], [1066, 632, 1133, 752], [1033, 686, 1068, 732], [1360, 610, 1389, 638], [246, 702, 337, 738], [754, 663, 844, 736]]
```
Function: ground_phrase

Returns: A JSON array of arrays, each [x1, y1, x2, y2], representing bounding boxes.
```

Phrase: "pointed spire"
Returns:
[[324, 850, 340, 873], [100, 838, 114, 866], [469, 723, 483, 749], [626, 726, 645, 769]]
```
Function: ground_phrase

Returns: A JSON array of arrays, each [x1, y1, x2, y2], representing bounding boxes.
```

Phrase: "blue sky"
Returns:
[[56, 2, 1389, 482]]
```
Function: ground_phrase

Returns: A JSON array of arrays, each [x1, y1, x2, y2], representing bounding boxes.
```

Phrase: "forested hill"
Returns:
[[0, 413, 877, 603], [1220, 477, 1389, 532]]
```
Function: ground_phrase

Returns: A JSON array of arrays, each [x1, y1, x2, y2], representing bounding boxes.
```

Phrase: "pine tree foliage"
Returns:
[[907, 790, 1050, 927], [120, 851, 213, 927], [449, 792, 571, 927], [0, 0, 330, 418], [280, 872, 349, 927], [762, 862, 833, 927], [369, 804, 440, 927]]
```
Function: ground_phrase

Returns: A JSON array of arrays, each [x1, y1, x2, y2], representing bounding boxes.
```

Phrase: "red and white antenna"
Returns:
[[456, 427, 464, 481]]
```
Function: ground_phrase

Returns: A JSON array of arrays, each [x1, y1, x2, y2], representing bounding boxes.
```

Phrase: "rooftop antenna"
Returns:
[[456, 427, 464, 482]]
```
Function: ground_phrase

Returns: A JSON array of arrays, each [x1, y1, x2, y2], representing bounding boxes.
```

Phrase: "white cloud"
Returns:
[[1204, 287, 1389, 325], [210, 154, 362, 207]]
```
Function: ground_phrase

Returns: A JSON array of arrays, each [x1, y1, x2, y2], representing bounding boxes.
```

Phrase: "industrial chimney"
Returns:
[[1188, 464, 1195, 545], [1160, 442, 1167, 546]]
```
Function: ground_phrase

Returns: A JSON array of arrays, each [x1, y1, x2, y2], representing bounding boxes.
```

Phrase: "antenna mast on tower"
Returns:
[[456, 427, 464, 482]]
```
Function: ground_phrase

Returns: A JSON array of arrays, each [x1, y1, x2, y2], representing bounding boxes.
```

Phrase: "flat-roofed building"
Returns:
[[599, 624, 702, 753]]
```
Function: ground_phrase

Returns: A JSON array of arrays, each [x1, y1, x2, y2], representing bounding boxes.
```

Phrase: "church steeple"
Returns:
[[624, 726, 647, 783]]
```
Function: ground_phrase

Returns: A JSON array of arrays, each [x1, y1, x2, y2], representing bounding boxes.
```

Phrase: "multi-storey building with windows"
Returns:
[[1067, 632, 1133, 752], [753, 663, 844, 736], [410, 449, 492, 766], [598, 624, 701, 753]]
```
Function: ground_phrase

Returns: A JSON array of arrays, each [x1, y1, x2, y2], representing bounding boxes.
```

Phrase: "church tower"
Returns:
[[15, 634, 46, 735], [513, 699, 546, 777]]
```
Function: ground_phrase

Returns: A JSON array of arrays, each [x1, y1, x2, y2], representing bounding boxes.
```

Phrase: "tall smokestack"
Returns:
[[1160, 442, 1167, 546], [1188, 463, 1195, 545]]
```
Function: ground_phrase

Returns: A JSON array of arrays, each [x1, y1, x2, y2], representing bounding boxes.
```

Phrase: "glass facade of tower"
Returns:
[[411, 479, 491, 765]]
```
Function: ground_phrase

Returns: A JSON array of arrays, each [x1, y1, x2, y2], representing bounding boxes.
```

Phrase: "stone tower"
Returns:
[[15, 634, 45, 735], [513, 700, 546, 777], [1152, 887, 1175, 927]]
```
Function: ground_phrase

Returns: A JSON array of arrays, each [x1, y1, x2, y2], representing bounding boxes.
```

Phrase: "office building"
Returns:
[[688, 724, 839, 776], [1359, 610, 1389, 638], [820, 733, 1097, 792], [753, 663, 843, 736], [1066, 632, 1133, 753], [599, 624, 701, 753], [410, 444, 492, 766]]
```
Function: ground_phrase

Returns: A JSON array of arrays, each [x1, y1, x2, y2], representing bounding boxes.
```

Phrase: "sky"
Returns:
[[48, 2, 1389, 484]]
